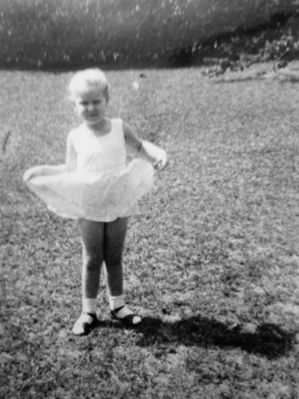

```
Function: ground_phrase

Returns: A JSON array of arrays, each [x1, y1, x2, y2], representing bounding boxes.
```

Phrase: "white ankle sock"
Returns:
[[82, 298, 97, 314], [109, 294, 125, 311]]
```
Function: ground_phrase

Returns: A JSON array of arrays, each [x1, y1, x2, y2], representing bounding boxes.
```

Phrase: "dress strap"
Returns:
[[109, 118, 126, 154], [112, 118, 124, 139]]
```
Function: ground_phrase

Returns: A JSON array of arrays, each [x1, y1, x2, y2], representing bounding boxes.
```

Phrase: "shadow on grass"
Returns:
[[100, 315, 295, 359], [136, 315, 295, 359]]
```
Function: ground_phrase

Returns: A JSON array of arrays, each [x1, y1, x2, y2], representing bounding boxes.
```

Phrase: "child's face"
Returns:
[[74, 89, 108, 126]]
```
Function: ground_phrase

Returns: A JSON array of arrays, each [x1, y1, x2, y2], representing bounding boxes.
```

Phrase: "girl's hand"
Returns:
[[154, 150, 167, 171], [23, 166, 41, 181], [142, 141, 167, 171], [23, 170, 32, 181], [123, 124, 168, 171], [23, 164, 67, 182]]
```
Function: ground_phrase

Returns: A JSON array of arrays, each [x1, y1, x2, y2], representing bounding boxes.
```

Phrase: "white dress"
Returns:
[[24, 118, 154, 222]]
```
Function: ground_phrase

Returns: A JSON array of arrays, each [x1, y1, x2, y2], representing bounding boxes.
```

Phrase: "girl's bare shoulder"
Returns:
[[121, 120, 134, 136], [68, 124, 84, 141]]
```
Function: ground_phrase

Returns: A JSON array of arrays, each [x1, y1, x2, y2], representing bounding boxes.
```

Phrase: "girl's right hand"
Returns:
[[23, 165, 48, 181], [23, 164, 67, 181], [23, 167, 40, 181]]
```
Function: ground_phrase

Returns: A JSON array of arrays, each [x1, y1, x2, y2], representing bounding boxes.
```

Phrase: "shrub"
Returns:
[[0, 0, 297, 68], [197, 12, 299, 75]]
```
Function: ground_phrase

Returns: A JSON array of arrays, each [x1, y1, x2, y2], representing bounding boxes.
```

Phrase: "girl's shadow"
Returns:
[[128, 314, 296, 359]]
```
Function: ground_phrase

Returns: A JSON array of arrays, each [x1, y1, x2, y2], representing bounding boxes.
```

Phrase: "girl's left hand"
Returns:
[[154, 152, 168, 171], [141, 140, 168, 171]]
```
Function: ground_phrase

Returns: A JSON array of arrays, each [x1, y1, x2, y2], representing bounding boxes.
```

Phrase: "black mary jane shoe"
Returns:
[[72, 312, 98, 336], [110, 306, 142, 327]]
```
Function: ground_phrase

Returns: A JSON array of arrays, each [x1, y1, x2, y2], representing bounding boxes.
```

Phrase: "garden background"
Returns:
[[1, 1, 299, 398]]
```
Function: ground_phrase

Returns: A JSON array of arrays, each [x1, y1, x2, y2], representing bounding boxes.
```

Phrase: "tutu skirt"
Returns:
[[24, 159, 154, 222]]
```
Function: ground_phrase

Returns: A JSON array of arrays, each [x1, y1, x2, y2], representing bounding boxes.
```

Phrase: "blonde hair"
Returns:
[[68, 68, 110, 102]]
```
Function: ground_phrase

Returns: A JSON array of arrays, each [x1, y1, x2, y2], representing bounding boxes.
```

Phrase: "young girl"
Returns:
[[23, 68, 167, 336]]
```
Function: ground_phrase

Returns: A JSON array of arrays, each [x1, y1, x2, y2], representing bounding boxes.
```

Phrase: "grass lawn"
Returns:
[[0, 66, 298, 398]]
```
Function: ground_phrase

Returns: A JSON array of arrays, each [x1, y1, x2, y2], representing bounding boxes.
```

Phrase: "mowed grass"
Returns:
[[0, 67, 298, 399]]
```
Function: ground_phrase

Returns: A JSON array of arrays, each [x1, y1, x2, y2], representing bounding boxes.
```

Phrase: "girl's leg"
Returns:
[[79, 219, 104, 302], [104, 217, 127, 300], [73, 219, 104, 335], [104, 217, 141, 325]]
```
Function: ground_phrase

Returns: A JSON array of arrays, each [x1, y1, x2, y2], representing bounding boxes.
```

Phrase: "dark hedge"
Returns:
[[0, 0, 297, 68]]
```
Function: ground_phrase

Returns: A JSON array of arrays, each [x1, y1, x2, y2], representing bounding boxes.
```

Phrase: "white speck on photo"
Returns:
[[132, 81, 139, 90]]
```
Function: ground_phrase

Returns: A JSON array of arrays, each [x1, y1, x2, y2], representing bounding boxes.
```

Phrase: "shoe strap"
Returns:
[[79, 313, 96, 324], [113, 306, 134, 319]]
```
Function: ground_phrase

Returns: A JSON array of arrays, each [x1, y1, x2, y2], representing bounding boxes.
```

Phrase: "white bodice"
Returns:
[[70, 118, 126, 173]]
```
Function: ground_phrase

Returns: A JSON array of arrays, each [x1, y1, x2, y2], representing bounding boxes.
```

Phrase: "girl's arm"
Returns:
[[123, 122, 167, 170], [39, 132, 77, 174], [23, 132, 76, 181], [23, 163, 68, 181], [65, 131, 77, 172]]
